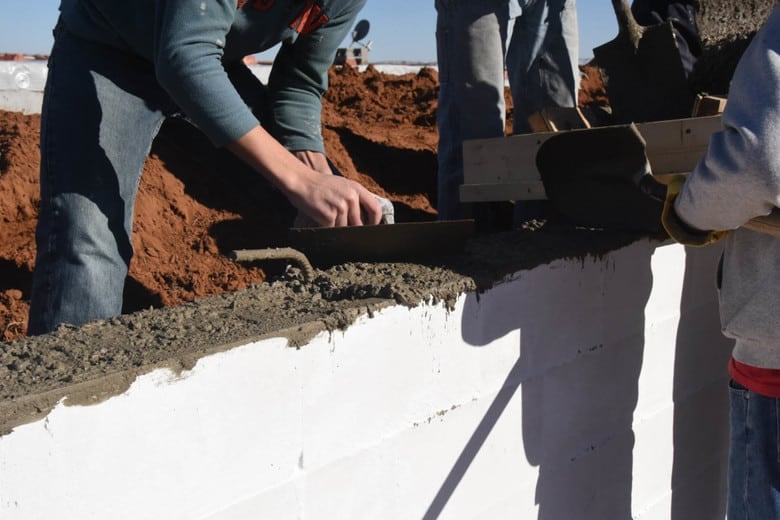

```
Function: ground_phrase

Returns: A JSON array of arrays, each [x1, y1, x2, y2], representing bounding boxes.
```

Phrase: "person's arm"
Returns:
[[153, 0, 256, 146], [226, 126, 380, 226], [268, 0, 366, 153], [151, 0, 380, 225], [673, 10, 780, 231], [293, 150, 334, 175]]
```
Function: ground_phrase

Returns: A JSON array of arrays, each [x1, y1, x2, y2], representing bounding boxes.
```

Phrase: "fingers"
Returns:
[[358, 188, 383, 225], [295, 170, 385, 228], [335, 195, 352, 227], [314, 178, 379, 227]]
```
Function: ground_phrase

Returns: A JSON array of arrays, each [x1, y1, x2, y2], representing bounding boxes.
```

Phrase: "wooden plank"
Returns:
[[461, 115, 723, 202], [692, 94, 727, 117], [639, 115, 723, 175], [462, 132, 556, 187]]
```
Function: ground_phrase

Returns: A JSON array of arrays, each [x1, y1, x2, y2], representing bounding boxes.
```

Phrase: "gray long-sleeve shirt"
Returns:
[[675, 6, 780, 368], [59, 0, 365, 150]]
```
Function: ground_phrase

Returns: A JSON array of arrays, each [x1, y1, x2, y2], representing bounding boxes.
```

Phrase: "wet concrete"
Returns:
[[0, 225, 647, 434]]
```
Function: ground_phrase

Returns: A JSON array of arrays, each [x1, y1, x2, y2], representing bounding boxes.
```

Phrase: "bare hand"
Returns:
[[286, 168, 383, 227], [226, 126, 382, 227]]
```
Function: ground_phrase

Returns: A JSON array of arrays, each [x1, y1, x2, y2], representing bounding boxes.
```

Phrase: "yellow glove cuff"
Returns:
[[661, 175, 729, 247]]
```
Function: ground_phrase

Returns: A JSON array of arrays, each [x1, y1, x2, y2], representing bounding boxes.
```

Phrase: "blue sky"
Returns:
[[0, 1, 618, 63]]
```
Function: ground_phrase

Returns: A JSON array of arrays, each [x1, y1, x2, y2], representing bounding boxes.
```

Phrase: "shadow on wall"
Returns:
[[670, 246, 732, 519], [423, 240, 730, 519]]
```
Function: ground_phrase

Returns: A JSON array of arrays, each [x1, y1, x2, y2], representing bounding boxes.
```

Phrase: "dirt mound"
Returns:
[[0, 64, 607, 341]]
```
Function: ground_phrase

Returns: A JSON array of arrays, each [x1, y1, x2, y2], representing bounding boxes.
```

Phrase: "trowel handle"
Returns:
[[611, 0, 643, 50]]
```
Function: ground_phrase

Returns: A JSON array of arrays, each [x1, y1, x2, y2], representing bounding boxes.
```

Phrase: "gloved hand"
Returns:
[[661, 175, 729, 246]]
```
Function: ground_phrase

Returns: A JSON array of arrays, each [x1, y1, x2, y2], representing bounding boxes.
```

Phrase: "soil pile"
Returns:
[[0, 64, 607, 342]]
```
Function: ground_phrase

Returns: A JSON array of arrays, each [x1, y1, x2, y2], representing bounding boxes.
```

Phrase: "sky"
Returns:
[[0, 1, 618, 63]]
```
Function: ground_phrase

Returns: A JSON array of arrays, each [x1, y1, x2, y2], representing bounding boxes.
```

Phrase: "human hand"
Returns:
[[285, 168, 383, 227], [289, 150, 385, 227], [661, 175, 729, 246], [225, 127, 382, 227]]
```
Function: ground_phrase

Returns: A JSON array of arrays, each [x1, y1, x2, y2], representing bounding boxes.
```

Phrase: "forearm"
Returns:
[[293, 150, 333, 175], [225, 125, 313, 194], [225, 126, 383, 227]]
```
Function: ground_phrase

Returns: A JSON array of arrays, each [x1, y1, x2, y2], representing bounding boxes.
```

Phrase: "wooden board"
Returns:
[[460, 115, 723, 202], [692, 95, 727, 117]]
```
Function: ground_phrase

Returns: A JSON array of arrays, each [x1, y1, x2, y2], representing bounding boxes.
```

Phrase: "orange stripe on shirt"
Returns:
[[252, 0, 274, 11], [289, 1, 329, 35]]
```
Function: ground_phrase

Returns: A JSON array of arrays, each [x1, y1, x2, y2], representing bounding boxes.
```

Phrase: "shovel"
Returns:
[[535, 123, 780, 236], [593, 0, 693, 123], [536, 123, 663, 232]]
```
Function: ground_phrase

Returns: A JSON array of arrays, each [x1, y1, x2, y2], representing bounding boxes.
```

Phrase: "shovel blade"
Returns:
[[535, 125, 664, 232], [595, 21, 693, 123]]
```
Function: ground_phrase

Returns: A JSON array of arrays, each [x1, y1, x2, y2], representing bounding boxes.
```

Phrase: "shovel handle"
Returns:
[[611, 0, 644, 50]]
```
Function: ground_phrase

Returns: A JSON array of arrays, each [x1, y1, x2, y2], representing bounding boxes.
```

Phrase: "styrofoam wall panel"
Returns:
[[0, 239, 732, 519]]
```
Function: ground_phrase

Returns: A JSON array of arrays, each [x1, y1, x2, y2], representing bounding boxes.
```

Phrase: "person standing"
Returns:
[[661, 6, 780, 518], [27, 0, 383, 335], [434, 0, 579, 223]]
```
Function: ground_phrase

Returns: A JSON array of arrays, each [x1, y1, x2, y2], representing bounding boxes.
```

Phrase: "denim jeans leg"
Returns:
[[507, 0, 579, 134], [28, 25, 169, 335], [435, 0, 510, 221], [727, 380, 780, 520]]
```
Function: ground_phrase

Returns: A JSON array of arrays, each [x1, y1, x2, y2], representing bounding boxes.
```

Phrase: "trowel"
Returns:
[[284, 160, 475, 267], [232, 218, 475, 271], [232, 157, 475, 269], [286, 218, 475, 267]]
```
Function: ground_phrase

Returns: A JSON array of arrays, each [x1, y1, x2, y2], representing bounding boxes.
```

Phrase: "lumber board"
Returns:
[[692, 94, 727, 117], [460, 115, 723, 202]]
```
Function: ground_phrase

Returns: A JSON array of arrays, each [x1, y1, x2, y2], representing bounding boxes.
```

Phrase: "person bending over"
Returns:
[[27, 0, 382, 335]]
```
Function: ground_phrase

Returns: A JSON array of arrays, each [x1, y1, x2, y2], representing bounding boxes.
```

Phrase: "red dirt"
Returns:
[[0, 64, 606, 341]]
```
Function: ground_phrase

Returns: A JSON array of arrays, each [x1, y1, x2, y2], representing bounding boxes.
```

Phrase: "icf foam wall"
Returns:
[[0, 239, 732, 520]]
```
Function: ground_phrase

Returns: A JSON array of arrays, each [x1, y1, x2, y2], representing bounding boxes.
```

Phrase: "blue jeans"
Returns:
[[27, 24, 178, 335], [435, 0, 578, 221], [728, 379, 780, 519], [27, 23, 276, 335]]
